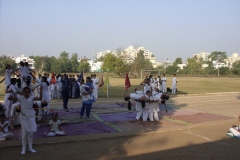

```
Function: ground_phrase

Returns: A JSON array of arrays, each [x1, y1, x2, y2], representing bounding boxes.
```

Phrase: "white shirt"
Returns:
[[18, 95, 35, 119], [144, 84, 151, 94], [93, 78, 99, 89], [49, 120, 61, 131], [161, 77, 167, 83], [172, 77, 177, 84], [4, 69, 12, 85]]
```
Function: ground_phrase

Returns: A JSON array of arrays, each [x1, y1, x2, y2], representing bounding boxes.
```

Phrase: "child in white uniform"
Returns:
[[0, 114, 13, 140], [149, 90, 162, 121], [135, 89, 144, 120], [142, 91, 151, 121], [161, 74, 167, 93], [172, 74, 177, 94], [227, 115, 240, 138], [8, 86, 43, 154], [4, 78, 18, 118], [45, 113, 65, 137]]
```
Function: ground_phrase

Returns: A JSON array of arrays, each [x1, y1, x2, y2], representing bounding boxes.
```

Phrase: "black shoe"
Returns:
[[65, 109, 69, 112]]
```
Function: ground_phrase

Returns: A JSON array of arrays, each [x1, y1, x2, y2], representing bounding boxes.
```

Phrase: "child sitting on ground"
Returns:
[[45, 113, 66, 137], [0, 114, 13, 140], [227, 115, 240, 138]]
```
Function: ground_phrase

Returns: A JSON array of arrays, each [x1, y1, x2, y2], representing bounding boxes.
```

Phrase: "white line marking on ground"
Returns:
[[184, 131, 229, 146]]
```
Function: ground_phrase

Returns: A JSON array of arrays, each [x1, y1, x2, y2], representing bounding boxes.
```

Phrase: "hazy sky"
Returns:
[[0, 0, 240, 62]]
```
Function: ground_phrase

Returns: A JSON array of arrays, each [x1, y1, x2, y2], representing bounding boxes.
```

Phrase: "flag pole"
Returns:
[[107, 84, 109, 98]]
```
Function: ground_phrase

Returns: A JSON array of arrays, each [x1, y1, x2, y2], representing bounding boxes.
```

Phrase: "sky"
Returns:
[[0, 0, 240, 62]]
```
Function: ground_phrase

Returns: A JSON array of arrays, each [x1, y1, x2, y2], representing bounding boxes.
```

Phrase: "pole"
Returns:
[[141, 70, 142, 80], [107, 85, 109, 98]]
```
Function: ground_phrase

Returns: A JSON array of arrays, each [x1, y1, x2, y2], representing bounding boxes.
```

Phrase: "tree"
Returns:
[[58, 51, 72, 72], [131, 50, 153, 75], [101, 53, 118, 72], [70, 53, 79, 73], [209, 51, 227, 76], [165, 65, 178, 74], [185, 56, 202, 74], [78, 59, 91, 73], [0, 56, 17, 74], [173, 57, 183, 66]]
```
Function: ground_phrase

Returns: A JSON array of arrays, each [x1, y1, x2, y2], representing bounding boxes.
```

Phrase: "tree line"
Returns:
[[0, 51, 240, 76]]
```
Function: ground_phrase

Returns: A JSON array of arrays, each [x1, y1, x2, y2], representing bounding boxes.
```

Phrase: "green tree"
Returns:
[[131, 50, 153, 75], [185, 56, 202, 74], [0, 56, 17, 74], [70, 53, 79, 72], [209, 51, 227, 76], [78, 59, 91, 73], [173, 57, 183, 66], [101, 53, 118, 72], [58, 51, 71, 72], [165, 65, 178, 74]]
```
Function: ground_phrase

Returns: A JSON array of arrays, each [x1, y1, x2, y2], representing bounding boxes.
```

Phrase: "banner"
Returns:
[[103, 74, 110, 93], [125, 73, 131, 91], [98, 72, 104, 87]]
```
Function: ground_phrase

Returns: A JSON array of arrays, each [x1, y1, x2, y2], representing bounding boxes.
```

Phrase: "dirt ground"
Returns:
[[1, 92, 240, 160]]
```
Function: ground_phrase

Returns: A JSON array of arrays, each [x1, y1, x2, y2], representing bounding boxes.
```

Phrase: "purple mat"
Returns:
[[98, 112, 136, 122], [10, 122, 116, 139]]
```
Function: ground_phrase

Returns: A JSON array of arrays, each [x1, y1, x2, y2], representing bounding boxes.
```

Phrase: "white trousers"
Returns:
[[136, 109, 143, 120], [149, 111, 159, 121], [56, 86, 62, 99], [47, 131, 66, 137], [0, 132, 13, 139], [229, 128, 240, 138], [162, 82, 166, 93], [21, 121, 34, 150], [172, 84, 176, 94], [142, 109, 149, 121]]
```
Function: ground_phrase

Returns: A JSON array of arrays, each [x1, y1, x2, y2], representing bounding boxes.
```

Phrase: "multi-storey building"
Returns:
[[15, 55, 35, 69], [193, 52, 210, 62]]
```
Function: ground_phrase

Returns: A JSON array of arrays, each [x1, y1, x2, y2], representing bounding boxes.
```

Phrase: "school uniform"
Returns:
[[80, 82, 95, 118], [161, 77, 167, 93], [93, 78, 99, 98], [56, 77, 62, 99], [172, 77, 177, 94], [4, 84, 18, 118], [0, 121, 13, 140], [4, 69, 12, 87], [46, 120, 65, 136], [19, 66, 27, 86], [148, 92, 161, 121], [144, 84, 151, 94], [18, 95, 37, 152], [135, 91, 144, 120], [143, 95, 150, 121]]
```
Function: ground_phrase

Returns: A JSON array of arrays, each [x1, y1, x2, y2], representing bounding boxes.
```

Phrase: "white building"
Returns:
[[226, 53, 240, 68], [15, 55, 35, 69], [177, 63, 187, 70], [78, 57, 103, 72], [193, 52, 210, 62], [213, 61, 228, 69]]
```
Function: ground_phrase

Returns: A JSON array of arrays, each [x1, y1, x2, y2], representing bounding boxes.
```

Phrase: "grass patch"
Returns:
[[0, 76, 240, 100]]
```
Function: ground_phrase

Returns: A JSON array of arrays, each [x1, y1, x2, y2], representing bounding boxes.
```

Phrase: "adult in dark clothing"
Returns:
[[61, 74, 70, 112]]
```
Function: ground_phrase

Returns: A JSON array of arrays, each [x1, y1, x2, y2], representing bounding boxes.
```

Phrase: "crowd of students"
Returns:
[[0, 62, 98, 154], [124, 75, 170, 122]]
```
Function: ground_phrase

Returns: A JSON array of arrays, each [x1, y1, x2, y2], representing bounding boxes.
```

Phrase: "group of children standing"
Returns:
[[141, 74, 177, 94], [124, 75, 170, 122]]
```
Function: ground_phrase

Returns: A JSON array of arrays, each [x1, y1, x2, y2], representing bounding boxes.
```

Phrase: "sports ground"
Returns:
[[1, 92, 240, 160]]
